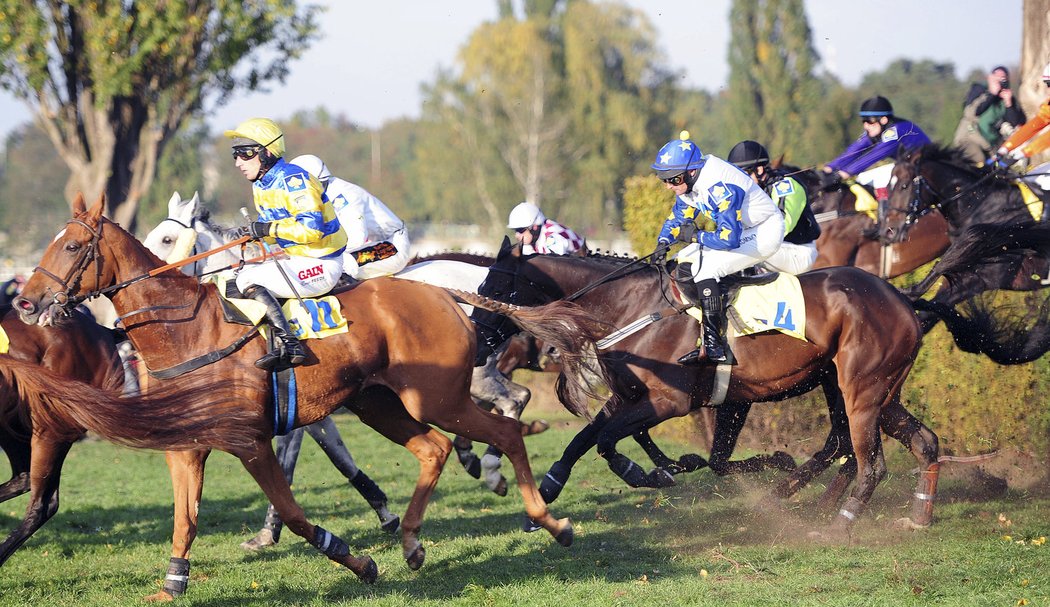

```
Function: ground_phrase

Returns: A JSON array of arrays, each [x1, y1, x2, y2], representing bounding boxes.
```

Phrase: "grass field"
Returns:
[[1, 409, 1047, 607]]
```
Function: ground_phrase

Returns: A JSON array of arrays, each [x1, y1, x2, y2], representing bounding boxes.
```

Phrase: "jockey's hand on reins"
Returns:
[[648, 241, 670, 266]]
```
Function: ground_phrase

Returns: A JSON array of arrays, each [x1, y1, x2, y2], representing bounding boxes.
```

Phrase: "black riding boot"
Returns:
[[676, 278, 704, 365], [679, 279, 735, 366], [244, 285, 306, 370]]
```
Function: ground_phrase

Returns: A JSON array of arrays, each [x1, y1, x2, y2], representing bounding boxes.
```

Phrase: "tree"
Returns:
[[0, 1, 319, 232], [724, 0, 842, 166]]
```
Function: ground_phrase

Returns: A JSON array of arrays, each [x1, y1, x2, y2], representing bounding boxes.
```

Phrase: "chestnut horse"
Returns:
[[12, 194, 609, 600], [473, 241, 940, 534], [0, 307, 123, 563]]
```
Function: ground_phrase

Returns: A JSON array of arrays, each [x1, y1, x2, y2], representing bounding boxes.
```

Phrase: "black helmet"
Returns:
[[727, 140, 770, 170], [859, 95, 893, 118]]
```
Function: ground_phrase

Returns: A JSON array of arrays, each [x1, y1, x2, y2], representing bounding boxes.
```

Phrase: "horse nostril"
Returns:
[[14, 298, 34, 313]]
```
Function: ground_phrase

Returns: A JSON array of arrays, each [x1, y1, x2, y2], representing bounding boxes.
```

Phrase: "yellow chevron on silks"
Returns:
[[682, 273, 807, 342], [0, 325, 8, 354]]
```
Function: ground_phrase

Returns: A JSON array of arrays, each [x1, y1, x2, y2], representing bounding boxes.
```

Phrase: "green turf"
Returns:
[[0, 413, 1046, 606]]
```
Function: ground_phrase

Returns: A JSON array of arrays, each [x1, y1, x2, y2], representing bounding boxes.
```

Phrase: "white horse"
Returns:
[[143, 192, 536, 503]]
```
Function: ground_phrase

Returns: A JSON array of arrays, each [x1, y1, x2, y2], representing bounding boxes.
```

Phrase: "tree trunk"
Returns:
[[1020, 0, 1050, 166]]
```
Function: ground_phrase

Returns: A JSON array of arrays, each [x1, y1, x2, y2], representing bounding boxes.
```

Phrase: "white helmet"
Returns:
[[507, 201, 545, 229], [289, 154, 332, 184]]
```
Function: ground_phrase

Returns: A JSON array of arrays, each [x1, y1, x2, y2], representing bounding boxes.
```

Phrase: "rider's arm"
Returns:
[[656, 197, 699, 244], [697, 184, 746, 250], [825, 135, 873, 175], [1019, 127, 1050, 159], [773, 178, 807, 235], [1000, 101, 1050, 154]]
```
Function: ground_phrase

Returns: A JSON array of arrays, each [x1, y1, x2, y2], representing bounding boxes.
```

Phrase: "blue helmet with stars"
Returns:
[[651, 130, 705, 179]]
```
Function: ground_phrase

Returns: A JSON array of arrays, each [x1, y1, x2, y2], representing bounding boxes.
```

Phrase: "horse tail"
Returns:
[[448, 289, 612, 420], [0, 356, 260, 451], [913, 296, 1050, 364], [908, 222, 1050, 298]]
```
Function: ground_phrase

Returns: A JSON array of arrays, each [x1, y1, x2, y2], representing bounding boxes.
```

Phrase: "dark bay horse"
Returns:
[[473, 241, 940, 534], [880, 145, 1049, 332], [0, 307, 124, 562], [12, 194, 610, 600]]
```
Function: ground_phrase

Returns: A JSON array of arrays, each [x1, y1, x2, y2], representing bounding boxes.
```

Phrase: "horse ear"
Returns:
[[87, 193, 105, 223], [497, 235, 513, 260], [71, 193, 86, 216], [168, 190, 196, 224]]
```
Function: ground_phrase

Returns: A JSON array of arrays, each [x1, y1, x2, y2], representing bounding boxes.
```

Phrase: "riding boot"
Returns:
[[244, 285, 307, 370], [696, 279, 735, 365]]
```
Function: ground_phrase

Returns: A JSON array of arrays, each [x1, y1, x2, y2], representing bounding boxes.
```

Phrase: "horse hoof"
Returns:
[[647, 468, 676, 488], [677, 453, 707, 473], [527, 419, 550, 435], [772, 451, 798, 471], [540, 461, 570, 504], [356, 557, 379, 584], [381, 515, 401, 534], [522, 516, 542, 533], [406, 544, 426, 570], [240, 528, 276, 551], [554, 518, 574, 547], [493, 477, 508, 497], [893, 517, 930, 531], [143, 590, 175, 603]]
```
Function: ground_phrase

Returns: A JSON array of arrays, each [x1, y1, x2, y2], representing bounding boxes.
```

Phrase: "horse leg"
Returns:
[[351, 389, 452, 571], [632, 429, 709, 475], [0, 435, 70, 567], [828, 408, 885, 535], [241, 427, 305, 551], [306, 417, 400, 532], [0, 433, 30, 504], [539, 408, 613, 504], [879, 399, 940, 529], [594, 402, 679, 489], [774, 373, 854, 500], [431, 399, 573, 548], [146, 449, 211, 602], [236, 441, 377, 584], [708, 404, 797, 476]]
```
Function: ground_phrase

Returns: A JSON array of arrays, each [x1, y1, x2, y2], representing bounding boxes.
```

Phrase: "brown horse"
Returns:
[[0, 307, 124, 563], [12, 194, 610, 600], [473, 241, 940, 534], [796, 171, 950, 278]]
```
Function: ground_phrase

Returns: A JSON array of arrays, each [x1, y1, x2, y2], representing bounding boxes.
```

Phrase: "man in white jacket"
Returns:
[[291, 155, 410, 279]]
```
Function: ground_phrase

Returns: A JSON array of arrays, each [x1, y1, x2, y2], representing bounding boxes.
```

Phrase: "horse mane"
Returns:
[[914, 143, 986, 178], [410, 250, 495, 265], [584, 250, 640, 265]]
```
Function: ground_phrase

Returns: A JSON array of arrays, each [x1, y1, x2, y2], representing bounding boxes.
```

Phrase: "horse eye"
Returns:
[[64, 241, 81, 253], [162, 236, 173, 245]]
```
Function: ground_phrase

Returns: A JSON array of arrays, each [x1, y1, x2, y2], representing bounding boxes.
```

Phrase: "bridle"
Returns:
[[882, 158, 999, 243], [31, 218, 105, 312]]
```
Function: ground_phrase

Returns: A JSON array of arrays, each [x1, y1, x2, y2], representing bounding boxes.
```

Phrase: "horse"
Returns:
[[472, 239, 940, 535], [142, 192, 536, 502], [788, 168, 950, 278], [12, 193, 611, 600], [142, 192, 400, 548], [880, 144, 1050, 331], [0, 306, 125, 564]]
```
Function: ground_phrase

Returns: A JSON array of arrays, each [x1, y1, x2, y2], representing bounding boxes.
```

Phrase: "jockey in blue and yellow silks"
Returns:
[[653, 131, 784, 366], [225, 117, 347, 371]]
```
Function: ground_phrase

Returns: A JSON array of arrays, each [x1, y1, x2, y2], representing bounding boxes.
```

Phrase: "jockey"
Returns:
[[997, 61, 1050, 163], [290, 154, 410, 279], [507, 201, 586, 255], [823, 96, 932, 218], [653, 131, 784, 366], [727, 140, 821, 274], [225, 118, 347, 370]]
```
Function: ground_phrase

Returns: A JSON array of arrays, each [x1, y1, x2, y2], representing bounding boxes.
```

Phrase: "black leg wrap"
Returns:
[[483, 444, 503, 458], [162, 557, 190, 597], [349, 471, 388, 508], [608, 453, 648, 488], [310, 525, 350, 559], [539, 460, 571, 504]]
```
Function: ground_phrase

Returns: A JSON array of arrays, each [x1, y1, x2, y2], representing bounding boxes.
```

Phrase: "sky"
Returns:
[[0, 0, 1023, 142]]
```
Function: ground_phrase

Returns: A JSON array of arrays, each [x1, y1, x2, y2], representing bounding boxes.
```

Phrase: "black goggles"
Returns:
[[662, 173, 687, 186]]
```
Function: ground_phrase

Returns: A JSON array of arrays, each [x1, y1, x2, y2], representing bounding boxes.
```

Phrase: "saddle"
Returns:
[[217, 276, 354, 340]]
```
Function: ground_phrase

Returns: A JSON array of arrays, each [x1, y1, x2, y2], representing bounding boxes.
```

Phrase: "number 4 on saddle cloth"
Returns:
[[673, 272, 808, 344]]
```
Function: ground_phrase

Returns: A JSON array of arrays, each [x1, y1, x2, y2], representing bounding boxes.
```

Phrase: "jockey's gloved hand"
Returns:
[[650, 239, 670, 266], [236, 221, 272, 240], [818, 170, 841, 189], [675, 222, 697, 244]]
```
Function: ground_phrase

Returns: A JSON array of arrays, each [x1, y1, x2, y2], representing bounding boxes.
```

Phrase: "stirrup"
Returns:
[[677, 349, 703, 365]]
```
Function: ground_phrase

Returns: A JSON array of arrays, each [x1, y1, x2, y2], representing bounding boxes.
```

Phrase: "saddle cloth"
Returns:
[[678, 272, 808, 342], [210, 274, 349, 340]]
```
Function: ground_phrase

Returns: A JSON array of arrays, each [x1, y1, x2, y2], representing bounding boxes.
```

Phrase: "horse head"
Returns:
[[142, 191, 241, 275], [14, 193, 123, 326]]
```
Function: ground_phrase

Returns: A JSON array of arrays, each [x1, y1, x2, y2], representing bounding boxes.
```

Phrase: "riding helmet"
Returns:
[[651, 130, 706, 179], [727, 140, 770, 170], [859, 96, 894, 118]]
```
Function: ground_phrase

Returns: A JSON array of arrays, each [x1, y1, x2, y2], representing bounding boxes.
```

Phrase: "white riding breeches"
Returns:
[[762, 241, 818, 275], [236, 255, 343, 299], [676, 215, 784, 282], [342, 230, 411, 280]]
